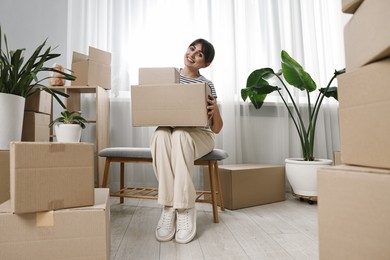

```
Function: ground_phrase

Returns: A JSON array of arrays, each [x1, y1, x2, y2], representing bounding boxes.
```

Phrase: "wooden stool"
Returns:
[[99, 147, 228, 223]]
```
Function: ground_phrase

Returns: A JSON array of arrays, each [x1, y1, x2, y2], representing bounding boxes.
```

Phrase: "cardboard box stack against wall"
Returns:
[[0, 142, 110, 259], [318, 1, 390, 259], [131, 67, 211, 127]]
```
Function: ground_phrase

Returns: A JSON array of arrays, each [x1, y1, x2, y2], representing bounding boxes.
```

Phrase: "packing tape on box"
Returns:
[[36, 211, 54, 227]]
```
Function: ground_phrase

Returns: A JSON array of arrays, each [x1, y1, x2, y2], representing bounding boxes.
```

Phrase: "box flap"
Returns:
[[323, 165, 390, 175], [88, 46, 111, 65], [72, 51, 88, 63]]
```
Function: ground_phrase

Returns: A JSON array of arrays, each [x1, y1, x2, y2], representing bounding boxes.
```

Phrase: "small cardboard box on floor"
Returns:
[[10, 142, 95, 214], [318, 165, 390, 260], [338, 58, 390, 169], [0, 151, 10, 204], [21, 111, 50, 142], [0, 188, 110, 260], [344, 0, 390, 71], [71, 46, 111, 89], [205, 164, 285, 210], [131, 83, 211, 127]]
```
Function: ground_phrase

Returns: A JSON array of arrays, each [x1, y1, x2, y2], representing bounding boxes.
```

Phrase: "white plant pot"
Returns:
[[0, 93, 25, 150], [285, 158, 332, 197], [54, 124, 82, 143]]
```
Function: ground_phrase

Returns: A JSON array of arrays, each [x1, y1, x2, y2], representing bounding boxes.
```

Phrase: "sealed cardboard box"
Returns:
[[338, 59, 390, 169], [10, 142, 95, 214], [139, 67, 180, 85], [0, 188, 110, 260], [0, 151, 10, 204], [342, 0, 363, 14], [205, 164, 285, 210], [22, 111, 50, 142], [24, 89, 52, 115], [131, 83, 211, 127], [344, 0, 390, 71], [318, 165, 390, 260], [71, 46, 111, 89]]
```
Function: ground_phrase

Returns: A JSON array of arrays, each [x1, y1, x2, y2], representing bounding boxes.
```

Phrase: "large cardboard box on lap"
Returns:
[[0, 151, 10, 204], [10, 142, 95, 214], [338, 59, 390, 169], [318, 165, 390, 260], [71, 46, 111, 89], [131, 83, 211, 127], [0, 188, 110, 260], [344, 0, 390, 71]]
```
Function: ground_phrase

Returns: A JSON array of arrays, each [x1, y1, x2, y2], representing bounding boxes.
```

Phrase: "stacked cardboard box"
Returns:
[[71, 46, 112, 90], [131, 67, 211, 127], [0, 142, 110, 259], [318, 1, 390, 259], [22, 90, 52, 142]]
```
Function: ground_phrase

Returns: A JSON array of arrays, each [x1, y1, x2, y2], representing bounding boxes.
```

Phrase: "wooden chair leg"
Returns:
[[208, 160, 219, 223], [120, 162, 125, 204], [214, 161, 225, 211], [102, 158, 111, 188]]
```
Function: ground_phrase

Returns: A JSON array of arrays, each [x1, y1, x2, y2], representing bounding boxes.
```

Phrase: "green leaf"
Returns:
[[246, 68, 275, 88], [281, 50, 317, 92]]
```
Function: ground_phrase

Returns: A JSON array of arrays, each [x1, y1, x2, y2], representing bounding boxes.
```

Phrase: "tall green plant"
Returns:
[[0, 26, 76, 108], [241, 50, 345, 161]]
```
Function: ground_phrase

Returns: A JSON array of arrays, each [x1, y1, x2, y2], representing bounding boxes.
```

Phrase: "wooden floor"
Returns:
[[109, 193, 319, 260]]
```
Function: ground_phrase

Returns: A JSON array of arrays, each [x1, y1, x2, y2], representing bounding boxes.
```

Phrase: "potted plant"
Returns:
[[0, 26, 76, 149], [241, 50, 345, 201], [49, 110, 88, 143]]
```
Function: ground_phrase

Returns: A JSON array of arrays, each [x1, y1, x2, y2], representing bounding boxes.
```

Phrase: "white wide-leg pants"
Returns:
[[150, 127, 215, 209]]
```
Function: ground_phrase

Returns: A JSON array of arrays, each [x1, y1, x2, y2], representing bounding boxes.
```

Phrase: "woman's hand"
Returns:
[[207, 95, 223, 133]]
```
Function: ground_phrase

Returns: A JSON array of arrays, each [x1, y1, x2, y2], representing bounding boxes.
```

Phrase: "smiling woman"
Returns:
[[66, 0, 348, 191]]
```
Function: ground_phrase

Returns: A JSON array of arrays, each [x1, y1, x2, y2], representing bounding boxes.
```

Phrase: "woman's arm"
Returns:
[[207, 95, 223, 134]]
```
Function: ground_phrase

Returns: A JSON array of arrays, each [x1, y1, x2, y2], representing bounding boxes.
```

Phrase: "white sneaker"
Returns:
[[175, 207, 196, 244], [156, 206, 176, 242]]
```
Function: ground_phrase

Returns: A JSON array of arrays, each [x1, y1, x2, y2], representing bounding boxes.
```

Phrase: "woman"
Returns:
[[150, 38, 223, 244]]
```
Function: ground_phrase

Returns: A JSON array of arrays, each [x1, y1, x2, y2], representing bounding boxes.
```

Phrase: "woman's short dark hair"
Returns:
[[189, 38, 215, 65]]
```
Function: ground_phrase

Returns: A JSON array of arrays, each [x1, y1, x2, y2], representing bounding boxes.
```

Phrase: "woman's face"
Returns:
[[184, 43, 208, 70]]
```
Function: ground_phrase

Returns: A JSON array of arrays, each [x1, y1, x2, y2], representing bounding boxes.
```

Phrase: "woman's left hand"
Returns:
[[207, 95, 223, 133]]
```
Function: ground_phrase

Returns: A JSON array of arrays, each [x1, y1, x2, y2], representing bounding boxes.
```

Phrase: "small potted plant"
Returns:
[[49, 110, 88, 143], [241, 50, 345, 201]]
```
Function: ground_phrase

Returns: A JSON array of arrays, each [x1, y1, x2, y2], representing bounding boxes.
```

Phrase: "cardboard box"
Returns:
[[342, 0, 364, 14], [71, 46, 111, 89], [338, 59, 390, 169], [139, 67, 180, 85], [10, 142, 95, 214], [318, 165, 390, 260], [24, 89, 52, 115], [22, 111, 50, 142], [333, 151, 342, 166], [344, 0, 390, 71], [131, 83, 211, 127], [0, 188, 110, 260], [0, 151, 10, 204], [205, 164, 285, 210]]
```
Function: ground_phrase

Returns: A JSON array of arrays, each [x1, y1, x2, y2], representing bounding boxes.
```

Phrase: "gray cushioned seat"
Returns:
[[99, 147, 228, 161]]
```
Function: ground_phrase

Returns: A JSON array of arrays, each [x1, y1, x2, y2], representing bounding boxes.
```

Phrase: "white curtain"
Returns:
[[67, 0, 350, 190]]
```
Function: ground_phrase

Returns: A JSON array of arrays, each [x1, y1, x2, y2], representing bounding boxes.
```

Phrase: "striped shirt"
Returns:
[[179, 73, 217, 97]]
